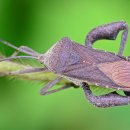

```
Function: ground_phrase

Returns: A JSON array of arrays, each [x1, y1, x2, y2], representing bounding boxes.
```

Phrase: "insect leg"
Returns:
[[0, 39, 41, 62], [11, 45, 39, 57], [9, 67, 49, 75], [41, 83, 79, 95], [40, 78, 79, 95], [82, 82, 130, 108], [0, 39, 39, 57], [40, 77, 62, 95], [41, 85, 71, 95], [85, 21, 128, 56]]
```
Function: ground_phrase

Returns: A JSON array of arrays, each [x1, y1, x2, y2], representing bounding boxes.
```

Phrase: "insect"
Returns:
[[0, 21, 130, 108]]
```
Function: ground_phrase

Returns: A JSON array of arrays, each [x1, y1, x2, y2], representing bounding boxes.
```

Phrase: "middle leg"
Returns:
[[40, 78, 79, 95]]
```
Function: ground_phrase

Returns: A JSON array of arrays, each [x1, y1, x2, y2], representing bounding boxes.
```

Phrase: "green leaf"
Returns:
[[90, 85, 115, 96]]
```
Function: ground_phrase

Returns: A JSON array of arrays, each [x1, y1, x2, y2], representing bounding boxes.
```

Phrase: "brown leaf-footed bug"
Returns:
[[0, 21, 130, 108]]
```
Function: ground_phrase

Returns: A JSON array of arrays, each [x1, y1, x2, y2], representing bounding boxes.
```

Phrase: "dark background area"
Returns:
[[0, 0, 130, 130]]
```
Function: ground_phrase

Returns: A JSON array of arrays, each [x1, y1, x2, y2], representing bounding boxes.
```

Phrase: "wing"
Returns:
[[98, 61, 130, 88], [62, 62, 121, 86], [71, 41, 123, 64]]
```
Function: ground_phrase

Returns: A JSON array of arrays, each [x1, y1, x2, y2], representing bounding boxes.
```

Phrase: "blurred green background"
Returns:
[[0, 0, 130, 130]]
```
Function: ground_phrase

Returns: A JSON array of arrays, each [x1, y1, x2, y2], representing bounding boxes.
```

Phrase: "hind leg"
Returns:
[[85, 21, 128, 56], [82, 82, 130, 108]]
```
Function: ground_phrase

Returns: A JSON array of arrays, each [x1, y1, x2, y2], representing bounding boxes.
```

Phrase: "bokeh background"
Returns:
[[0, 0, 130, 130]]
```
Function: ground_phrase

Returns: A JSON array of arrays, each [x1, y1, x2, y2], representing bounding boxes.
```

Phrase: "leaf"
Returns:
[[90, 85, 115, 96]]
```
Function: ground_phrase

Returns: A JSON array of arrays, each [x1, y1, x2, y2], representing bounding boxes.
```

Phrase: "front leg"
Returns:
[[85, 21, 128, 56], [82, 82, 130, 108], [0, 39, 39, 57]]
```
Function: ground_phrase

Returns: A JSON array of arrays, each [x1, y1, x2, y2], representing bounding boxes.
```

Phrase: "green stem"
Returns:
[[0, 54, 115, 95]]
